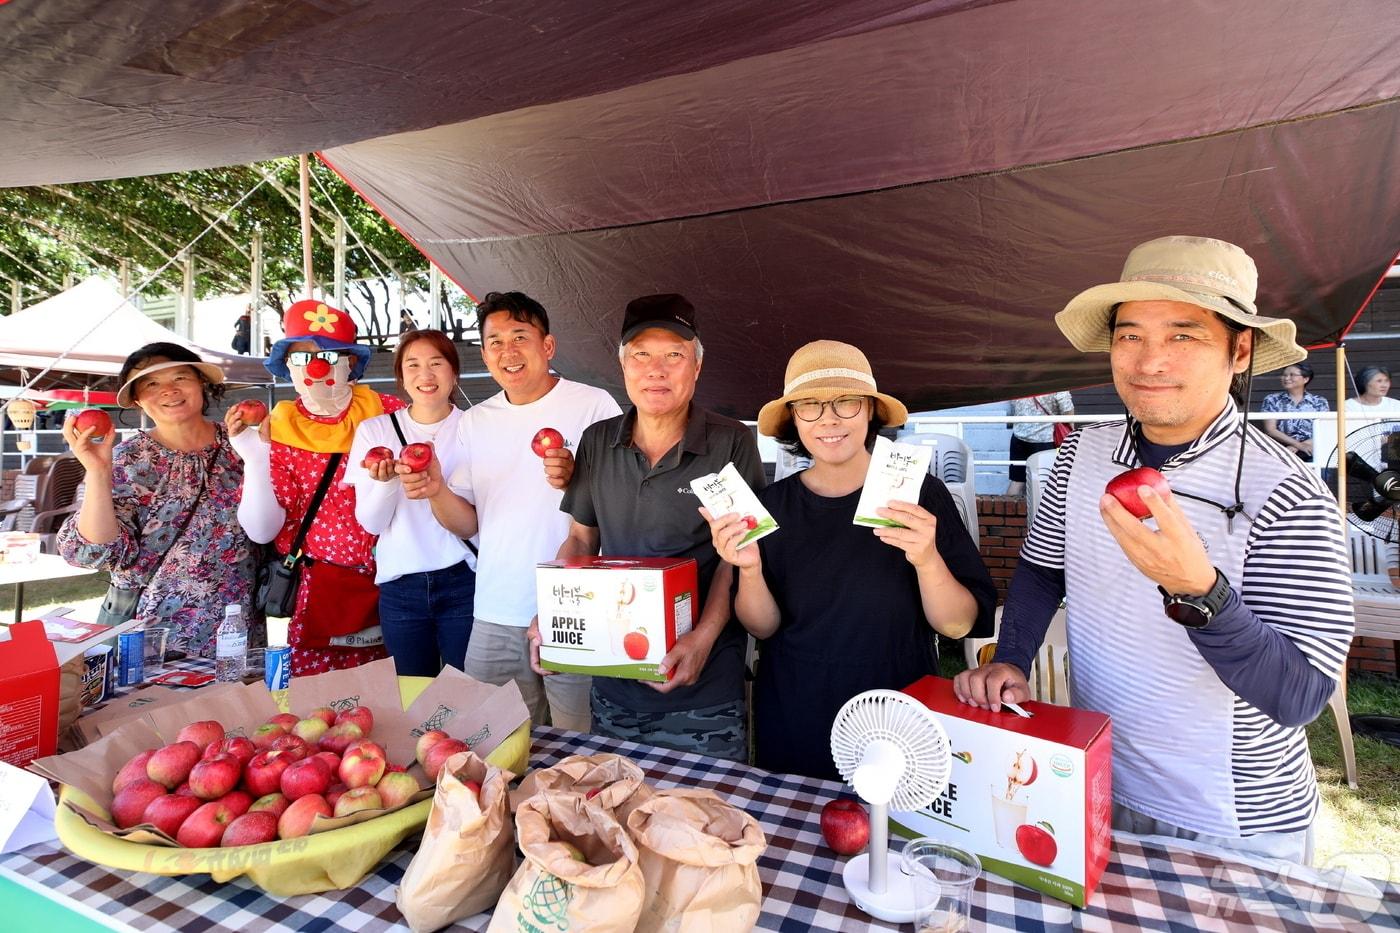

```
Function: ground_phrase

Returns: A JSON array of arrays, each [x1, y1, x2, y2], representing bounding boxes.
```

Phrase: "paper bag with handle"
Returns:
[[509, 752, 654, 826], [396, 750, 516, 933], [626, 788, 766, 932], [487, 791, 645, 933]]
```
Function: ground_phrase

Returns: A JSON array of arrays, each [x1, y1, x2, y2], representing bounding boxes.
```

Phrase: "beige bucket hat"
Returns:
[[757, 340, 908, 437], [1054, 235, 1307, 374], [116, 359, 225, 408]]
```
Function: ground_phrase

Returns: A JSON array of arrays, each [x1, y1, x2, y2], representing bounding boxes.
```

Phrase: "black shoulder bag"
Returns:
[[259, 452, 343, 618]]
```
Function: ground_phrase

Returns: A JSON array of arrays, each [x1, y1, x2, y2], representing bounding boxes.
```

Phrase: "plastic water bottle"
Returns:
[[215, 604, 247, 683]]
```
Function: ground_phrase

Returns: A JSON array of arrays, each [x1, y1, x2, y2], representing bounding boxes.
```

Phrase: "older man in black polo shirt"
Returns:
[[529, 294, 764, 761]]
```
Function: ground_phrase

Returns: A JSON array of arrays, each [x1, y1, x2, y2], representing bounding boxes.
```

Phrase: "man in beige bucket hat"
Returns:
[[956, 236, 1354, 864]]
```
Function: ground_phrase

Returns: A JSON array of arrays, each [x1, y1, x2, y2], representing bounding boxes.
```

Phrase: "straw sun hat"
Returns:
[[1054, 235, 1307, 374], [756, 340, 908, 437]]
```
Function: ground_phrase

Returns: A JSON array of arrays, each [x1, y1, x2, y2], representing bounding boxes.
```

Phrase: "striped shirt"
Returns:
[[1018, 405, 1353, 837]]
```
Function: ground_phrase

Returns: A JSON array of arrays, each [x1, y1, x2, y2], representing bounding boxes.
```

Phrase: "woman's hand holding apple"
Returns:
[[224, 405, 271, 444], [699, 507, 761, 572], [62, 412, 115, 477], [366, 457, 398, 483], [397, 456, 444, 500], [872, 500, 942, 569]]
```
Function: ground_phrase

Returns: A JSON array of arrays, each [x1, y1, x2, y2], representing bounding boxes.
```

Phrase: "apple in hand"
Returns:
[[187, 754, 242, 800], [221, 810, 279, 847], [333, 786, 383, 818], [278, 794, 332, 839], [147, 741, 203, 789], [362, 446, 394, 470], [531, 427, 565, 458], [142, 793, 201, 838], [819, 798, 870, 856], [399, 442, 433, 473], [233, 399, 268, 426], [1105, 467, 1171, 520], [111, 778, 168, 829], [112, 749, 158, 794], [72, 408, 113, 442]]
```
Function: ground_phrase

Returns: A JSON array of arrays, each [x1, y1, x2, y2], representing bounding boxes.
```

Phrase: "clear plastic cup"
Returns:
[[141, 626, 169, 675], [902, 838, 981, 933]]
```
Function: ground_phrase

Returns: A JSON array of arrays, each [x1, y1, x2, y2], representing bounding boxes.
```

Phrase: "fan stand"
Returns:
[[839, 801, 934, 923]]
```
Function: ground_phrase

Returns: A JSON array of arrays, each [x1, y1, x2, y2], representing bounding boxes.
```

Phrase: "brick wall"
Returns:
[[973, 495, 1397, 677]]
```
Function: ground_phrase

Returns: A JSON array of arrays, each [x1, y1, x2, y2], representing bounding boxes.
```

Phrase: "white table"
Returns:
[[0, 553, 97, 624]]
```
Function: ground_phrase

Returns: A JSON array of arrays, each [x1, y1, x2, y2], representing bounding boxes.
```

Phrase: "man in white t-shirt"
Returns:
[[402, 292, 621, 730]]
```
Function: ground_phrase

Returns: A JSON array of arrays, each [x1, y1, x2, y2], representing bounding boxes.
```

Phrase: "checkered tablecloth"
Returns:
[[6, 670, 1397, 931]]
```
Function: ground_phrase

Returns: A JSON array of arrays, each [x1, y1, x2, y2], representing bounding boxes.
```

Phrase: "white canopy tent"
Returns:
[[0, 277, 269, 385]]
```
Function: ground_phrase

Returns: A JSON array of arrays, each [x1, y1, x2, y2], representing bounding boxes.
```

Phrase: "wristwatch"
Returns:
[[1158, 568, 1231, 629]]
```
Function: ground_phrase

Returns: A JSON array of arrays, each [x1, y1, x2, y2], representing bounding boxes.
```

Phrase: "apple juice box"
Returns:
[[689, 462, 779, 549], [852, 436, 933, 527], [891, 675, 1113, 908], [535, 557, 698, 681]]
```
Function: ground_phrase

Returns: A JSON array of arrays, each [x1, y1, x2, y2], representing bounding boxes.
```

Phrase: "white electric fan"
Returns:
[[830, 689, 953, 923]]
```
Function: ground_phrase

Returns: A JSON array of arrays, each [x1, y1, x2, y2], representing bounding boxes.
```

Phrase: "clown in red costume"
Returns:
[[229, 300, 404, 674]]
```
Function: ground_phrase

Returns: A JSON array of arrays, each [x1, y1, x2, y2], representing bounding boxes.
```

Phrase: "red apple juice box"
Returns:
[[891, 676, 1113, 908], [535, 557, 698, 682]]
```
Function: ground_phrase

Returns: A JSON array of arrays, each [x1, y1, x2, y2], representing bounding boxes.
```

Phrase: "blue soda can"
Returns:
[[264, 645, 291, 691], [117, 630, 145, 687]]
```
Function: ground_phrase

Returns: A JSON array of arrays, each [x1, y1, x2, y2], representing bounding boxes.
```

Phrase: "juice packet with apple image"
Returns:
[[689, 462, 778, 549], [853, 436, 933, 528]]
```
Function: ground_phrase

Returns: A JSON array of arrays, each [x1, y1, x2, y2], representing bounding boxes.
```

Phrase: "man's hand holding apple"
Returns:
[[542, 446, 575, 490], [953, 661, 1031, 712], [1100, 483, 1216, 597], [699, 507, 761, 572]]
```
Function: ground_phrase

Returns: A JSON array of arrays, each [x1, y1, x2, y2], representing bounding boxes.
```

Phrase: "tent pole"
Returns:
[[334, 215, 346, 309], [119, 259, 130, 298], [1337, 343, 1347, 529], [429, 264, 442, 330], [9, 279, 19, 315], [250, 228, 264, 355], [180, 249, 195, 339], [300, 154, 314, 299]]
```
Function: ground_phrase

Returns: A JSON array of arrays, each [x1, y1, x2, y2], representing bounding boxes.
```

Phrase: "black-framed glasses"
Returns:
[[789, 395, 867, 422], [287, 350, 343, 367]]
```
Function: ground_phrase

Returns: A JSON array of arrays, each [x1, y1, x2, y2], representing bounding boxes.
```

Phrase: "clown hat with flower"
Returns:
[[265, 299, 373, 381]]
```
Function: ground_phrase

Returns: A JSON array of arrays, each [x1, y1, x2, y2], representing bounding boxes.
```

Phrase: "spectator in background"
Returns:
[[58, 343, 263, 657], [231, 311, 251, 355], [1345, 365, 1400, 416], [1261, 362, 1328, 461], [1006, 391, 1074, 496]]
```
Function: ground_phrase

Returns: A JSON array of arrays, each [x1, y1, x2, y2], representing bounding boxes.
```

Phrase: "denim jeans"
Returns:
[[377, 560, 475, 677]]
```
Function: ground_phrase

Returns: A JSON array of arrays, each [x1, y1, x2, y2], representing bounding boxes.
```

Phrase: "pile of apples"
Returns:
[[107, 706, 458, 848]]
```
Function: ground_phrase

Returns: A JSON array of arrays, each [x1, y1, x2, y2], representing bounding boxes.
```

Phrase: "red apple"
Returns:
[[146, 741, 203, 789], [584, 786, 602, 800], [219, 790, 253, 817], [205, 735, 256, 766], [280, 757, 332, 800], [112, 749, 158, 794], [251, 723, 287, 750], [248, 792, 290, 818], [187, 753, 242, 800], [221, 810, 279, 847], [334, 706, 374, 735], [308, 706, 338, 727], [278, 794, 332, 839], [233, 399, 268, 426], [267, 712, 300, 732], [339, 741, 387, 788], [71, 408, 112, 442], [376, 771, 421, 809], [531, 427, 565, 458], [819, 798, 870, 856], [312, 751, 342, 775], [1105, 466, 1171, 520], [269, 733, 311, 760], [399, 442, 433, 473], [177, 799, 239, 848], [142, 793, 201, 838], [291, 717, 329, 744], [741, 515, 758, 530], [243, 750, 293, 797], [111, 778, 167, 829], [421, 738, 470, 783], [463, 779, 482, 799], [333, 786, 383, 818], [557, 841, 590, 864], [174, 781, 195, 797], [362, 446, 394, 470], [176, 720, 226, 750], [319, 721, 364, 755], [623, 629, 649, 660], [325, 783, 348, 810], [1015, 820, 1058, 867], [414, 729, 450, 767]]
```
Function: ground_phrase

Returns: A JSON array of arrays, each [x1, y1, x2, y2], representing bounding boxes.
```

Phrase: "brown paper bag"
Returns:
[[510, 752, 654, 826], [396, 751, 516, 932], [488, 792, 645, 933], [627, 789, 767, 932]]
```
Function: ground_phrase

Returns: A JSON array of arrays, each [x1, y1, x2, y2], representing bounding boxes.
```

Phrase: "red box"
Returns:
[[893, 676, 1113, 907], [0, 621, 61, 767]]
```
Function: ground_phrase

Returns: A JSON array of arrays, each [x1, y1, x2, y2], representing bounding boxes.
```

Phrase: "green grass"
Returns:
[[1, 573, 109, 621], [939, 637, 1400, 878]]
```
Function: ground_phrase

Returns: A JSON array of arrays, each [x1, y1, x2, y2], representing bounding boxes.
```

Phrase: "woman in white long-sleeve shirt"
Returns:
[[347, 330, 477, 676]]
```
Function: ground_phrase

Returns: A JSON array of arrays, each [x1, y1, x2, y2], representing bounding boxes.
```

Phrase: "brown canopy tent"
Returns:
[[2, 0, 1397, 417]]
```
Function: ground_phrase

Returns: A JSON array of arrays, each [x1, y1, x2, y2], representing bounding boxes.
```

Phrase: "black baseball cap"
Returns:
[[620, 293, 698, 344]]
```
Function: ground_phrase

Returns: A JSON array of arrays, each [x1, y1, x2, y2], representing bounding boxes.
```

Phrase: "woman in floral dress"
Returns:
[[58, 343, 263, 658]]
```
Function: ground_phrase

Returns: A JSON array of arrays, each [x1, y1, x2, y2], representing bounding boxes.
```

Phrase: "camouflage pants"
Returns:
[[590, 688, 747, 763]]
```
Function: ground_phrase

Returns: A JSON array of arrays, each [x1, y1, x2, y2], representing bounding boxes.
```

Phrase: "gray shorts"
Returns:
[[1112, 802, 1314, 865], [463, 619, 592, 733], [590, 687, 747, 763]]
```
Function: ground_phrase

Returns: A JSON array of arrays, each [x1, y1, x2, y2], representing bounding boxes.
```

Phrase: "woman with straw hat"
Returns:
[[701, 340, 995, 780]]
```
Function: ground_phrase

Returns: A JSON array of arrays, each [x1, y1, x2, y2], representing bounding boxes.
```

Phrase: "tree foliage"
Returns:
[[0, 157, 430, 314]]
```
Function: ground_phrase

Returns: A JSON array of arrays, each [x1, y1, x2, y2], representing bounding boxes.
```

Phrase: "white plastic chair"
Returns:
[[1024, 448, 1057, 527], [895, 431, 971, 484], [964, 605, 1072, 707], [773, 448, 811, 482]]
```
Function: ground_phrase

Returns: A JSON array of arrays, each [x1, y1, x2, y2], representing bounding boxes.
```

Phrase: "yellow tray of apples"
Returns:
[[53, 676, 531, 896]]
